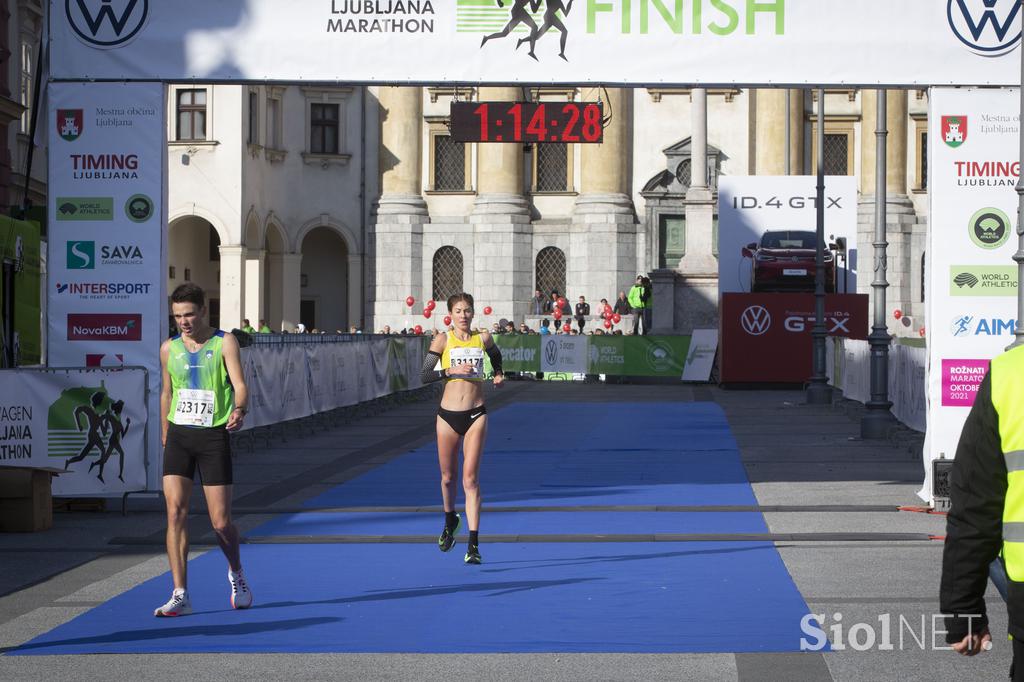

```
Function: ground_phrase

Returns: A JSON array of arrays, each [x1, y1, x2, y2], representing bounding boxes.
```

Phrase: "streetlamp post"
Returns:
[[1012, 15, 1024, 351], [807, 87, 833, 404], [862, 89, 895, 437]]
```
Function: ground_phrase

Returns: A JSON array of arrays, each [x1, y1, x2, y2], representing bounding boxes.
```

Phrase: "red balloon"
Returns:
[[602, 310, 611, 320], [603, 304, 613, 316], [893, 309, 903, 320], [612, 313, 622, 324], [443, 315, 452, 326], [425, 299, 436, 310], [557, 297, 567, 309], [423, 309, 432, 319], [562, 323, 571, 333], [405, 296, 415, 308], [483, 306, 493, 315], [604, 319, 613, 329], [553, 310, 563, 320], [919, 327, 926, 338], [413, 324, 423, 334]]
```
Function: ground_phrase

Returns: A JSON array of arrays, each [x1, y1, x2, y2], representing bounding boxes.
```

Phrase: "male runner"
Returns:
[[154, 282, 252, 617]]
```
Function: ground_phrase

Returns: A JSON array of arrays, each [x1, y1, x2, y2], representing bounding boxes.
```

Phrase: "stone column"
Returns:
[[472, 86, 532, 324], [570, 87, 636, 308], [278, 253, 303, 332], [347, 253, 363, 330], [755, 88, 803, 175], [680, 88, 717, 277], [858, 89, 916, 330], [218, 245, 246, 331], [244, 248, 264, 328], [373, 85, 428, 331]]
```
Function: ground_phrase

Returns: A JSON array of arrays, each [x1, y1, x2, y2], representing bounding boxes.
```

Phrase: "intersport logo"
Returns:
[[67, 313, 142, 341], [66, 0, 149, 49], [947, 0, 1022, 57]]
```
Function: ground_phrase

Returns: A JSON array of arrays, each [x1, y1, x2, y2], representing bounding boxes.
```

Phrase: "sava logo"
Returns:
[[947, 0, 1022, 57], [66, 0, 149, 49]]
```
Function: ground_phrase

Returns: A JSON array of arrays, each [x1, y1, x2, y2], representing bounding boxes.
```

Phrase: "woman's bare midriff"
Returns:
[[439, 379, 484, 411]]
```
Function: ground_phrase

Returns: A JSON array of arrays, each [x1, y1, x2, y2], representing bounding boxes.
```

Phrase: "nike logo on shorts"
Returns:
[[470, 412, 483, 419]]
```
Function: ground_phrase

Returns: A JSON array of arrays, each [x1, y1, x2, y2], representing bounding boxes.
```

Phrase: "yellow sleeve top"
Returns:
[[440, 330, 485, 382]]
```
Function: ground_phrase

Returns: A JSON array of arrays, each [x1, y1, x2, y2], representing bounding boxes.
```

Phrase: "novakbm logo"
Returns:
[[948, 0, 1022, 56], [67, 240, 94, 269], [66, 0, 149, 48]]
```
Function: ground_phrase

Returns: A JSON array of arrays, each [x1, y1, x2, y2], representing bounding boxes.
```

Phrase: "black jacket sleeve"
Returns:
[[941, 373, 1006, 642], [421, 350, 446, 384]]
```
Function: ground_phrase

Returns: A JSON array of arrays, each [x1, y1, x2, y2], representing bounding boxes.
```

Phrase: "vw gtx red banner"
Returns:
[[720, 293, 868, 384]]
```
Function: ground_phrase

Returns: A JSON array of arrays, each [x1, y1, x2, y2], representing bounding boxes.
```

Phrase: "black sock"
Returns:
[[445, 511, 458, 528], [469, 530, 479, 546]]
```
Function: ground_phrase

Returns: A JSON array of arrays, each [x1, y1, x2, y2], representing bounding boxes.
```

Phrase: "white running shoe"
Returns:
[[154, 589, 192, 617], [229, 569, 253, 609]]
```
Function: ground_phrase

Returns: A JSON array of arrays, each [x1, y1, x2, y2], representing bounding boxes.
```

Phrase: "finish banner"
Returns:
[[0, 368, 148, 496], [922, 87, 1019, 502], [47, 82, 167, 493], [50, 1, 1021, 86]]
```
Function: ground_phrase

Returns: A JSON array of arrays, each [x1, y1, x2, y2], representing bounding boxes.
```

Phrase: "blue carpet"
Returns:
[[11, 542, 813, 654], [10, 402, 821, 654]]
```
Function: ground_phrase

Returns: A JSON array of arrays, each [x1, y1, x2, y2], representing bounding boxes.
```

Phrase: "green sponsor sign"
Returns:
[[949, 265, 1017, 296], [56, 197, 114, 221], [0, 216, 41, 365], [494, 334, 689, 377], [494, 335, 542, 372]]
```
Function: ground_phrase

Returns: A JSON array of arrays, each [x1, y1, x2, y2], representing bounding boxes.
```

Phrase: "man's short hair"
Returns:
[[171, 282, 205, 308]]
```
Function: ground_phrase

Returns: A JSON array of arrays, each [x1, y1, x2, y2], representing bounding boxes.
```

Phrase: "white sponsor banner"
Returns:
[[47, 81, 166, 493], [51, 1, 1022, 86], [922, 87, 1019, 502], [0, 369, 148, 495], [827, 339, 926, 433], [718, 176, 858, 296], [541, 335, 588, 373], [682, 328, 718, 381]]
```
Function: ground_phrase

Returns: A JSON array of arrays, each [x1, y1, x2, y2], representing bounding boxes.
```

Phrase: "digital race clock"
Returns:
[[450, 101, 604, 144]]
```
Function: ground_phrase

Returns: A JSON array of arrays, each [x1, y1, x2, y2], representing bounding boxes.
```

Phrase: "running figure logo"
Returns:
[[50, 383, 135, 484], [478, 0, 575, 61]]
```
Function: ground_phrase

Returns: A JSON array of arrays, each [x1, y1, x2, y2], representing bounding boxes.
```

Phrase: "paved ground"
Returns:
[[0, 380, 1011, 680]]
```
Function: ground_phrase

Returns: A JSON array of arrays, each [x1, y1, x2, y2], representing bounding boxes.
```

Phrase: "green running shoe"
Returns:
[[464, 544, 482, 565], [438, 513, 460, 552]]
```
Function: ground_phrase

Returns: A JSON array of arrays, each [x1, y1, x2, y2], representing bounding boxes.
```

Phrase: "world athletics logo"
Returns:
[[947, 0, 1022, 57]]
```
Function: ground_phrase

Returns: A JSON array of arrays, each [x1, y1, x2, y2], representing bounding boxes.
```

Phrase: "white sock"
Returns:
[[172, 587, 186, 598]]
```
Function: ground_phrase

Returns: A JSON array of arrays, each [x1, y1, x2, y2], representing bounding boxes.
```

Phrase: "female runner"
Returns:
[[420, 293, 504, 564]]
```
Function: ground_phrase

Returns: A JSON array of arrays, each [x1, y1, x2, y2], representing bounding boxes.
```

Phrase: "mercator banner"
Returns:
[[921, 87, 1019, 503], [51, 1, 1022, 86], [0, 368, 148, 495]]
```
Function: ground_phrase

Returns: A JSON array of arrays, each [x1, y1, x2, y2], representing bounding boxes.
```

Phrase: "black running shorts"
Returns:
[[162, 422, 233, 485]]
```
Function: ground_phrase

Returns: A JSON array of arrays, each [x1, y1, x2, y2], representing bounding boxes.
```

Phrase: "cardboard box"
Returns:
[[0, 468, 53, 532]]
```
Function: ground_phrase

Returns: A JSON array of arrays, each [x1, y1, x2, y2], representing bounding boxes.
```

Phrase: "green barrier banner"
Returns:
[[0, 216, 41, 365], [494, 335, 541, 372], [494, 335, 689, 377]]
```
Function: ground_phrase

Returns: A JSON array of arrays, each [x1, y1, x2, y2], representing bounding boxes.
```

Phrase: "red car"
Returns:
[[743, 230, 836, 293]]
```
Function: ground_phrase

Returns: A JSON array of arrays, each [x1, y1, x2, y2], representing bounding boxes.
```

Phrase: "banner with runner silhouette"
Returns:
[[49, 1, 1022, 86], [0, 368, 148, 495]]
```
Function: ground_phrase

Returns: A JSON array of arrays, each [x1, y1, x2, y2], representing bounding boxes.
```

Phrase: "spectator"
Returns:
[[491, 323, 501, 334], [241, 318, 255, 334], [575, 296, 591, 333], [539, 318, 551, 335], [258, 319, 272, 333], [641, 276, 653, 335], [381, 325, 392, 335], [505, 321, 516, 334], [295, 323, 307, 334], [628, 276, 645, 335], [546, 290, 559, 315], [519, 322, 531, 334], [530, 289, 546, 315], [613, 291, 630, 316]]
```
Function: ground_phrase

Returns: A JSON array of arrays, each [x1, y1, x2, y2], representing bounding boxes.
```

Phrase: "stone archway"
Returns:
[[262, 219, 287, 331], [168, 215, 223, 330], [299, 226, 349, 332]]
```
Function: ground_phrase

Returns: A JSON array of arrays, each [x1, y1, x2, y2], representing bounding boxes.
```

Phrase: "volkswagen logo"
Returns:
[[948, 0, 1022, 57], [741, 305, 772, 336], [544, 338, 559, 365], [66, 0, 149, 49]]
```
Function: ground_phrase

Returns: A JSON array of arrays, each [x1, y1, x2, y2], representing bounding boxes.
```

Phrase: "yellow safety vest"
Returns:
[[991, 345, 1024, 580]]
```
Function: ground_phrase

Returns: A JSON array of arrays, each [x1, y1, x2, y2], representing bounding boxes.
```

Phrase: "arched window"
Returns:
[[535, 247, 566, 299], [432, 246, 464, 302]]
